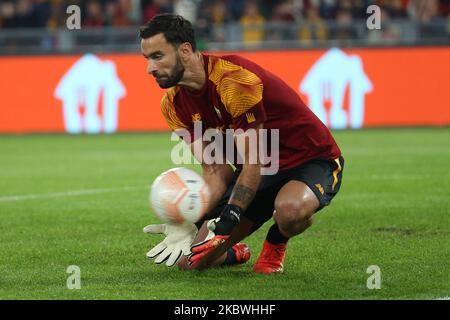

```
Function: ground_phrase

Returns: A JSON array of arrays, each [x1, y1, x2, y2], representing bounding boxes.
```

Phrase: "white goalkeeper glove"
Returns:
[[143, 223, 197, 267]]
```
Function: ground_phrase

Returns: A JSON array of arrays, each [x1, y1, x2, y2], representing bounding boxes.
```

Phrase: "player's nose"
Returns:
[[147, 60, 158, 75]]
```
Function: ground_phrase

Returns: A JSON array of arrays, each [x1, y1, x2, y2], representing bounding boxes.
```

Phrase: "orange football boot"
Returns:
[[253, 240, 287, 274]]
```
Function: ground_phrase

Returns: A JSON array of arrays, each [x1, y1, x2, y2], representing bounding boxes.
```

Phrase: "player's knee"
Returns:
[[275, 199, 310, 222], [275, 200, 305, 228], [274, 199, 313, 236]]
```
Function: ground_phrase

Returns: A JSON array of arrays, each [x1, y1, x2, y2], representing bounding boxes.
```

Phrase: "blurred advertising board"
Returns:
[[0, 47, 449, 133]]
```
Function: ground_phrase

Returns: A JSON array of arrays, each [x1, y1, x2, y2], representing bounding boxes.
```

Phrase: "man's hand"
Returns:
[[143, 223, 197, 267], [188, 204, 242, 266], [189, 219, 229, 266]]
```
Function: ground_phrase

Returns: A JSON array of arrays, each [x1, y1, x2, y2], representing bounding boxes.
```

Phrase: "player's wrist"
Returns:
[[224, 203, 242, 220], [214, 204, 242, 235]]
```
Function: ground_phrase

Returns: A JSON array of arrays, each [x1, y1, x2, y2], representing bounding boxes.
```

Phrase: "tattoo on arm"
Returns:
[[231, 184, 256, 208]]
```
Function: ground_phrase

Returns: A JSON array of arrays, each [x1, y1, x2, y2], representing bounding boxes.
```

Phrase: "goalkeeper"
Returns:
[[141, 14, 344, 274]]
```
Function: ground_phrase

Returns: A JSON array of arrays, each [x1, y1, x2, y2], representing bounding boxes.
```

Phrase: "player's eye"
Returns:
[[151, 54, 163, 60]]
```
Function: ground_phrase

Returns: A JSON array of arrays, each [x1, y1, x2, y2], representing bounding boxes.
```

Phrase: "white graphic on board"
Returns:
[[300, 48, 373, 129], [54, 54, 126, 133]]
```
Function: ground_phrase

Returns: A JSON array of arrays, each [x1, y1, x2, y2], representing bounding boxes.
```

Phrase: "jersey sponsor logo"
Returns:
[[246, 112, 256, 123], [191, 113, 202, 122], [54, 54, 126, 134], [300, 48, 373, 129]]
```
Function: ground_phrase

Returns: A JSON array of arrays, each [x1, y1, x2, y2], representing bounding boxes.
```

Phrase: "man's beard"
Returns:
[[155, 57, 185, 89]]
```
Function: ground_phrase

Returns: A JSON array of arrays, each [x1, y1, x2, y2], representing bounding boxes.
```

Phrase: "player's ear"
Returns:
[[178, 42, 193, 61]]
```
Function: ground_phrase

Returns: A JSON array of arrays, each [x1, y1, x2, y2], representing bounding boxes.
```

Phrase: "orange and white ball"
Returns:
[[150, 167, 210, 225]]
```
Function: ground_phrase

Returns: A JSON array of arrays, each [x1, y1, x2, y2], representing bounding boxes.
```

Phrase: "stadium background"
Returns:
[[0, 0, 449, 300]]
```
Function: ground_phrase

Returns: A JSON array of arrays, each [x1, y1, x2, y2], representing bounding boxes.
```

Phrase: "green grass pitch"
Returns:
[[0, 128, 449, 299]]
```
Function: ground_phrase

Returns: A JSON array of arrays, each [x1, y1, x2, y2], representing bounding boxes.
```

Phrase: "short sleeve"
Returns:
[[160, 91, 196, 143], [209, 57, 266, 131], [160, 93, 188, 131]]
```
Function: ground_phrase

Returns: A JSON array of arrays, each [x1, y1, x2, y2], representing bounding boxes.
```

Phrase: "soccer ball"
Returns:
[[149, 167, 210, 225]]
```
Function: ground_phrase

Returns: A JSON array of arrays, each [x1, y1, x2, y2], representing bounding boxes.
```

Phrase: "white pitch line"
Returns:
[[0, 186, 148, 202], [436, 296, 450, 300]]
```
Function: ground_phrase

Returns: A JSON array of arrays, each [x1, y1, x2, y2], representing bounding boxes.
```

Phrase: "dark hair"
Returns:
[[139, 14, 197, 52]]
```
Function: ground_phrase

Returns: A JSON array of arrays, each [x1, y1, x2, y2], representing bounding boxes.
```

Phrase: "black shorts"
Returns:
[[204, 156, 344, 231]]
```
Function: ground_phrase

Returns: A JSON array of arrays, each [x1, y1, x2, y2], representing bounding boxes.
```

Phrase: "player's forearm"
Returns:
[[228, 164, 261, 211], [202, 164, 234, 213]]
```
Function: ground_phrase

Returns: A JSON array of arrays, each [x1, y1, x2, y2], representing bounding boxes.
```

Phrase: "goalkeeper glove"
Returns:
[[143, 223, 197, 267]]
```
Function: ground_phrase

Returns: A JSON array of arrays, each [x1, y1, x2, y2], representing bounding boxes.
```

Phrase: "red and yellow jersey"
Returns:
[[160, 53, 341, 170]]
